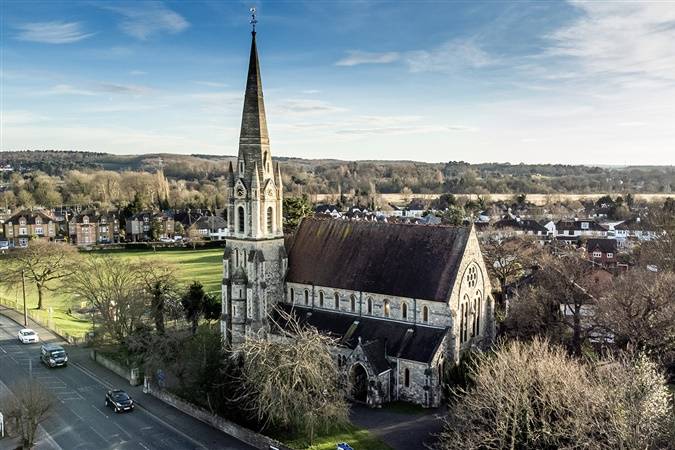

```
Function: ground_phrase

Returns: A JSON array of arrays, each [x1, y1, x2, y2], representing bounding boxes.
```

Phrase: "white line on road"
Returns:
[[70, 362, 208, 449]]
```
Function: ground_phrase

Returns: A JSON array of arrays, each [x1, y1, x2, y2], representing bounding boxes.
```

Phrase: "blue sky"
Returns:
[[1, 0, 674, 165]]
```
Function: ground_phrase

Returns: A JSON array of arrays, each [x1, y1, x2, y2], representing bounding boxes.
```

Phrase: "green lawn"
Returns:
[[280, 424, 391, 450], [0, 247, 224, 339]]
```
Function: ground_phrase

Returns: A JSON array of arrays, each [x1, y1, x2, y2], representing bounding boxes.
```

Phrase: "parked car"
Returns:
[[159, 237, 173, 243], [105, 389, 135, 413], [17, 328, 39, 344], [40, 343, 68, 367]]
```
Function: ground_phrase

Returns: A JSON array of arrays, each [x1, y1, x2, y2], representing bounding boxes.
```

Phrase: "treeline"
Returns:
[[1, 152, 673, 211]]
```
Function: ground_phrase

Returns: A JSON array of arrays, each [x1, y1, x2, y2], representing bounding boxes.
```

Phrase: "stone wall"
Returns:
[[146, 384, 291, 450], [285, 282, 451, 328], [89, 349, 141, 386]]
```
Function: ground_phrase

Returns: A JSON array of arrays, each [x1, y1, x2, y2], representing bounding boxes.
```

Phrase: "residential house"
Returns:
[[1, 210, 58, 247], [494, 217, 549, 238], [555, 219, 607, 238], [585, 239, 618, 268], [191, 215, 229, 240], [614, 217, 659, 244], [68, 211, 121, 245], [125, 212, 174, 242]]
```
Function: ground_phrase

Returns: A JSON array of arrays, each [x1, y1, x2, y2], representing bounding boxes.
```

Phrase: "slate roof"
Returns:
[[586, 238, 617, 254], [273, 303, 446, 364], [556, 220, 606, 231], [194, 215, 227, 230], [615, 218, 654, 231], [494, 218, 547, 233], [286, 217, 471, 302], [6, 209, 57, 224]]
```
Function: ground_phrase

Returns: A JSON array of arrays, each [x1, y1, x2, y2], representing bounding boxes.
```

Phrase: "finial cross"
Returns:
[[250, 7, 257, 33]]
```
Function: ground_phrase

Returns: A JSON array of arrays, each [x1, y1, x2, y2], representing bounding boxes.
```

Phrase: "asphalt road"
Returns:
[[0, 313, 254, 450]]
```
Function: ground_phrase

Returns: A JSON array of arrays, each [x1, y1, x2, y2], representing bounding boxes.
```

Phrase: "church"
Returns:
[[221, 26, 496, 408]]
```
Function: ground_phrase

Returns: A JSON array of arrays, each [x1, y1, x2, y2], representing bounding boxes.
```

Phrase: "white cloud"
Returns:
[[336, 40, 495, 73], [15, 21, 94, 44], [336, 50, 400, 66], [37, 83, 153, 96], [130, 70, 147, 76], [272, 99, 348, 116], [546, 1, 675, 85], [1, 111, 49, 125], [104, 1, 189, 40], [42, 84, 98, 96], [405, 40, 495, 73], [194, 81, 228, 88]]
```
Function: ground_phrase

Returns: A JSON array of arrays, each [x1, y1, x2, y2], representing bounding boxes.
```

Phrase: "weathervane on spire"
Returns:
[[250, 7, 257, 33]]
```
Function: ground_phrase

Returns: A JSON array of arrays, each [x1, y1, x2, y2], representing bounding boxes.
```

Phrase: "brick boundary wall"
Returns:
[[145, 384, 292, 450]]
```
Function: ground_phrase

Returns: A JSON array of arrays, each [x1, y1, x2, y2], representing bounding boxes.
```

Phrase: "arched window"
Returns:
[[304, 289, 309, 305], [460, 303, 465, 343], [383, 299, 390, 318], [404, 368, 410, 387], [237, 206, 245, 234], [422, 305, 429, 323], [402, 303, 408, 320], [471, 298, 477, 337], [290, 288, 294, 303], [477, 297, 481, 335], [367, 297, 373, 314], [319, 291, 324, 307], [350, 295, 356, 312], [334, 292, 340, 309], [266, 207, 273, 234]]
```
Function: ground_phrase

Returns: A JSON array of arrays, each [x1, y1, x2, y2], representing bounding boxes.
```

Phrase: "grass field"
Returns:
[[279, 424, 391, 450], [0, 247, 224, 339]]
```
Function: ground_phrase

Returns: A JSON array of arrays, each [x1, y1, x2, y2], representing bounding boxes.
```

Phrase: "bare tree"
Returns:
[[595, 270, 675, 367], [66, 256, 147, 344], [233, 308, 349, 444], [0, 381, 54, 449], [480, 232, 538, 306], [8, 241, 78, 309], [438, 339, 674, 450]]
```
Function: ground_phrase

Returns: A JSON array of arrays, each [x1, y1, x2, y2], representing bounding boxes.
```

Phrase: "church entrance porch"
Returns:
[[350, 363, 368, 403]]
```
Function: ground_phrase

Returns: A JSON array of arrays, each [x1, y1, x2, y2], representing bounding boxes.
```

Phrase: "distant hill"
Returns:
[[1, 150, 673, 196]]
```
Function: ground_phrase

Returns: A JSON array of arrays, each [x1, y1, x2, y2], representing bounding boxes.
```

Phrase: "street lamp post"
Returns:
[[21, 269, 28, 327]]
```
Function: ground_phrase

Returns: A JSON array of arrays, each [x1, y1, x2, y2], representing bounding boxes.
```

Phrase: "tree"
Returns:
[[181, 281, 219, 335], [503, 284, 563, 342], [438, 339, 674, 450], [0, 381, 54, 449], [531, 254, 601, 356], [440, 205, 465, 225], [8, 241, 78, 309], [66, 256, 147, 344], [150, 218, 163, 241], [595, 270, 675, 370], [234, 309, 349, 443], [135, 262, 180, 334], [480, 232, 537, 306], [283, 195, 313, 233]]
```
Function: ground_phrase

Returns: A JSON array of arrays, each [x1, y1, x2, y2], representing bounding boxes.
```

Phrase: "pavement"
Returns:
[[0, 306, 254, 450], [350, 404, 445, 450]]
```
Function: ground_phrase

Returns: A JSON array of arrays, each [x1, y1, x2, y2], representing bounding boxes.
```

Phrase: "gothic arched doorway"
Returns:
[[350, 363, 368, 402]]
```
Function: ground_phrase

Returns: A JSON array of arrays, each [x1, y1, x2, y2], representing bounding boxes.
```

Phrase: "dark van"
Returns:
[[40, 343, 68, 368]]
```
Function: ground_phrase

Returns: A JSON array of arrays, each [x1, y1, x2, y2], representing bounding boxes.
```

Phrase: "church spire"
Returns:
[[237, 9, 270, 186]]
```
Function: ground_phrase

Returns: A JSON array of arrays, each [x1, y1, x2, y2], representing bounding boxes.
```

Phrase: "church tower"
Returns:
[[222, 16, 286, 346]]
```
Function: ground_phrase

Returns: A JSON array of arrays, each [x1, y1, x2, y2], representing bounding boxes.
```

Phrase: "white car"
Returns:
[[17, 328, 39, 344]]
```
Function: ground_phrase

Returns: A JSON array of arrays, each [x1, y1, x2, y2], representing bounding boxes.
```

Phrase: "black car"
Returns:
[[105, 389, 135, 413]]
